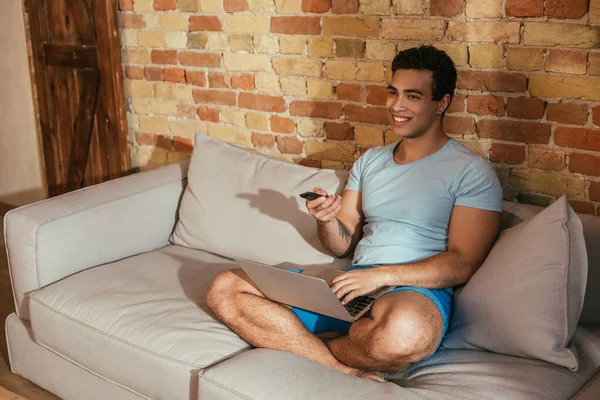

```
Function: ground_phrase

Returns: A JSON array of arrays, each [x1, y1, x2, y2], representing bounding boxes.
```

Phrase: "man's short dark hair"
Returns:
[[391, 46, 457, 103]]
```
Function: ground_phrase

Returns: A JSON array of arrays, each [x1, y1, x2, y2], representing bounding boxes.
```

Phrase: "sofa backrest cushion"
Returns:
[[500, 200, 600, 326], [443, 196, 587, 371], [170, 133, 352, 269]]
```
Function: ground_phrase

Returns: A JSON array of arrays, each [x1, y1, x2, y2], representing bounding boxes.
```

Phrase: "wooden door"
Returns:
[[27, 0, 131, 197]]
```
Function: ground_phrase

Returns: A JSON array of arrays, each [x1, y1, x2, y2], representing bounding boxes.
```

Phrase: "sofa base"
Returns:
[[5, 313, 145, 400]]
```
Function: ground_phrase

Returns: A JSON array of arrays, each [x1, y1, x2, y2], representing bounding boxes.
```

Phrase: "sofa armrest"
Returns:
[[4, 160, 189, 320]]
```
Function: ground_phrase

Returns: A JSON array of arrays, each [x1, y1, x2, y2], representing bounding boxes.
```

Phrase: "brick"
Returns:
[[325, 122, 353, 140], [280, 78, 307, 96], [355, 125, 385, 146], [448, 22, 520, 44], [457, 139, 487, 157], [458, 71, 526, 92], [138, 31, 165, 48], [143, 13, 160, 29], [130, 97, 151, 115], [435, 44, 468, 67], [224, 54, 271, 72], [231, 74, 254, 90], [303, 0, 330, 12], [295, 158, 322, 168], [590, 181, 600, 201], [249, 0, 276, 12], [136, 132, 172, 149], [447, 94, 466, 113], [239, 93, 287, 112], [335, 39, 365, 58], [275, 0, 303, 13], [514, 193, 554, 208], [120, 0, 134, 10], [297, 119, 325, 137], [187, 33, 208, 49], [443, 115, 476, 134], [290, 101, 343, 118], [273, 58, 322, 77], [151, 99, 177, 116], [230, 35, 253, 52], [160, 14, 189, 30], [154, 82, 176, 100], [506, 47, 543, 71], [208, 125, 251, 146], [178, 0, 200, 11], [467, 95, 505, 116], [221, 108, 246, 126], [469, 45, 503, 69], [276, 137, 303, 154], [270, 116, 296, 133], [524, 23, 600, 49], [382, 19, 445, 41], [280, 37, 306, 54], [200, 0, 225, 12], [165, 32, 188, 49], [509, 169, 584, 198], [466, 0, 501, 18], [139, 115, 169, 133], [179, 52, 221, 67], [506, 0, 543, 17], [193, 89, 237, 106], [360, 0, 390, 14], [154, 0, 176, 10], [209, 72, 229, 88], [393, 0, 426, 14], [120, 29, 138, 47], [478, 120, 551, 144], [271, 17, 321, 35], [546, 103, 588, 125], [186, 71, 207, 87], [174, 137, 194, 153], [594, 106, 600, 126], [305, 141, 356, 162], [126, 66, 144, 80], [125, 80, 154, 97], [528, 147, 565, 171], [247, 113, 269, 130], [366, 40, 396, 60], [254, 35, 280, 53], [120, 14, 145, 29], [307, 81, 333, 100], [177, 103, 198, 119], [190, 16, 222, 32], [490, 143, 526, 165], [323, 17, 380, 37], [332, 0, 358, 13], [570, 153, 600, 177], [206, 33, 228, 51], [590, 53, 600, 76], [164, 68, 185, 83], [384, 129, 401, 144], [430, 0, 463, 16], [308, 37, 334, 57], [545, 50, 587, 75], [255, 74, 281, 94], [592, 0, 600, 24], [326, 61, 384, 81], [168, 151, 191, 164], [151, 49, 177, 64], [555, 128, 600, 152], [546, 0, 588, 19], [336, 84, 362, 102], [225, 0, 249, 11], [219, 15, 265, 35], [252, 132, 276, 148], [322, 160, 346, 170], [568, 200, 595, 215], [366, 85, 388, 106], [529, 76, 600, 102], [175, 86, 194, 101], [507, 98, 545, 120], [344, 105, 388, 125]]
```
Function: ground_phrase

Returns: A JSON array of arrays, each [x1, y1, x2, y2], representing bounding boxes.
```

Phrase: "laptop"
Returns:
[[237, 259, 395, 322]]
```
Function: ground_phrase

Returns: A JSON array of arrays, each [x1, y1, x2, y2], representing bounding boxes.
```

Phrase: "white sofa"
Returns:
[[4, 134, 600, 399]]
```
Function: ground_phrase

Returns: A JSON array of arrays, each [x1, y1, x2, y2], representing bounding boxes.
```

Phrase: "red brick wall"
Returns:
[[119, 0, 600, 214]]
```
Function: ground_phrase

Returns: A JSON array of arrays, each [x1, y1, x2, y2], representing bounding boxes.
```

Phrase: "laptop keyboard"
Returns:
[[343, 295, 377, 317]]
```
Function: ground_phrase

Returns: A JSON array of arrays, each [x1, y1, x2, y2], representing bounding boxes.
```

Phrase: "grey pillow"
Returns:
[[170, 133, 351, 269], [442, 195, 587, 371]]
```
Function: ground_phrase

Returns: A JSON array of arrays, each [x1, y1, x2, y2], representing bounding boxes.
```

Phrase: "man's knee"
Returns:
[[205, 269, 244, 314]]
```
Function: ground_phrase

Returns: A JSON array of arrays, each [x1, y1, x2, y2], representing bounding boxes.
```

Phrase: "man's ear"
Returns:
[[437, 94, 451, 115]]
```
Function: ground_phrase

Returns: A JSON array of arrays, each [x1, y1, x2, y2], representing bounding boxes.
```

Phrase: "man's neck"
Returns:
[[393, 128, 449, 165]]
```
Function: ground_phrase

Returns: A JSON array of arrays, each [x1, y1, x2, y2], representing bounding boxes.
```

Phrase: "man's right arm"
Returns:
[[306, 188, 365, 258]]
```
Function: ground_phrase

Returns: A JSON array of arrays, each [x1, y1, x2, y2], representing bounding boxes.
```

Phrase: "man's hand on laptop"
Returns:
[[305, 187, 342, 223], [329, 268, 390, 305]]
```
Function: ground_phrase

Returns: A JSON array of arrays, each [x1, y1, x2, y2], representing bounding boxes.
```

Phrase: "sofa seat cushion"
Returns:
[[200, 327, 600, 400], [28, 245, 249, 400]]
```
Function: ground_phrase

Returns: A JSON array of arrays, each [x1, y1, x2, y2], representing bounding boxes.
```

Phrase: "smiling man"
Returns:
[[207, 46, 503, 381]]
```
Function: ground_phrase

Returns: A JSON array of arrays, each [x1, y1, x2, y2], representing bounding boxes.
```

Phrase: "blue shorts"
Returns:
[[290, 265, 453, 352]]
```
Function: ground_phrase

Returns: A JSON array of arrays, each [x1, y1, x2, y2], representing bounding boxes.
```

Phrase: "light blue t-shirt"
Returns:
[[346, 139, 503, 266]]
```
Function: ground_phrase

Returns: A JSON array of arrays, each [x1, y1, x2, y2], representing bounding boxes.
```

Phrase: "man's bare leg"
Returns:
[[326, 291, 443, 372], [206, 269, 384, 381]]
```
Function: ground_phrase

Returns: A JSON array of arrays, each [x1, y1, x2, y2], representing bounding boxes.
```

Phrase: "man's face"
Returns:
[[386, 69, 448, 139]]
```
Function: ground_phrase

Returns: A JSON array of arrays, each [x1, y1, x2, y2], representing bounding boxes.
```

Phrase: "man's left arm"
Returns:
[[330, 206, 500, 303]]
